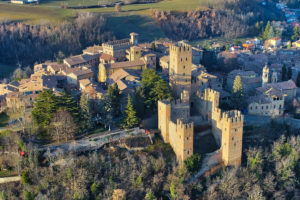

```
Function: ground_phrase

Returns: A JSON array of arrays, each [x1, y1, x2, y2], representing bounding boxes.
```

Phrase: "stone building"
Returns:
[[169, 42, 192, 98], [158, 88, 244, 166], [102, 33, 139, 61], [226, 69, 261, 94], [247, 89, 284, 117], [64, 54, 100, 68]]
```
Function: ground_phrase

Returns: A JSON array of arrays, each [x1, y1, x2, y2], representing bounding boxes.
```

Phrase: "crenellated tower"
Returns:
[[169, 42, 192, 98], [158, 100, 171, 143], [221, 110, 244, 166]]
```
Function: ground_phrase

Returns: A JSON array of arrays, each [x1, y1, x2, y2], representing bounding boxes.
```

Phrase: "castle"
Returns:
[[158, 42, 244, 166]]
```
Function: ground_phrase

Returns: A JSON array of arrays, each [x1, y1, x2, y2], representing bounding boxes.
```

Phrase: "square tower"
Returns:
[[169, 42, 192, 98], [221, 110, 244, 166]]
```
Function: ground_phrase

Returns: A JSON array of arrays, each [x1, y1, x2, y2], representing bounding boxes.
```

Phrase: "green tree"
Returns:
[[151, 42, 156, 51], [184, 154, 202, 174], [122, 95, 139, 129], [267, 26, 275, 39], [296, 72, 300, 87], [58, 91, 80, 123], [32, 90, 58, 127], [282, 65, 287, 81], [90, 182, 99, 197], [21, 170, 31, 185], [231, 75, 244, 110], [145, 190, 157, 200], [80, 92, 93, 130], [287, 66, 292, 80], [139, 69, 172, 111], [292, 25, 300, 41], [263, 21, 271, 40], [108, 83, 121, 117]]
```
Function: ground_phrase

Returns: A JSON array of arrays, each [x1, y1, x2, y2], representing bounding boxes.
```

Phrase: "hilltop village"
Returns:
[[0, 31, 300, 169]]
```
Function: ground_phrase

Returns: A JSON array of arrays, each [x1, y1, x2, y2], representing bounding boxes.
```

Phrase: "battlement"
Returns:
[[213, 106, 222, 116], [169, 42, 192, 53], [176, 118, 193, 129], [205, 88, 220, 97], [222, 110, 243, 124], [103, 39, 131, 49]]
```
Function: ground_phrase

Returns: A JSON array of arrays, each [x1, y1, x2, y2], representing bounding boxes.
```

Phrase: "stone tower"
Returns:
[[98, 63, 107, 83], [271, 71, 278, 83], [158, 100, 171, 143], [130, 32, 139, 45], [262, 64, 269, 87], [221, 110, 244, 166], [174, 119, 194, 163], [169, 42, 192, 98], [129, 46, 142, 61]]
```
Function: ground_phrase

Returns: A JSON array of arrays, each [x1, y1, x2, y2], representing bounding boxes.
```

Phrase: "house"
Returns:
[[100, 59, 147, 76], [230, 46, 241, 52], [248, 88, 284, 117], [192, 71, 222, 94], [293, 40, 300, 48], [66, 69, 94, 86], [79, 79, 105, 100], [11, 0, 39, 4], [108, 69, 141, 94], [192, 47, 203, 65], [82, 45, 103, 55], [6, 92, 38, 110], [64, 54, 100, 68], [100, 53, 116, 64], [265, 37, 282, 49], [256, 80, 297, 103], [226, 70, 261, 94], [159, 55, 169, 74]]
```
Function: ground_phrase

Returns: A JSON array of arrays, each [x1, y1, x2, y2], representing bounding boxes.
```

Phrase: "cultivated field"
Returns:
[[0, 0, 226, 23]]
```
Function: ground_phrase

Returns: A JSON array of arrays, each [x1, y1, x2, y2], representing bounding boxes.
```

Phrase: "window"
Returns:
[[232, 137, 234, 141], [181, 58, 183, 62], [250, 106, 252, 110], [279, 105, 282, 109], [256, 106, 257, 110], [186, 137, 189, 140], [186, 57, 188, 61], [274, 105, 276, 108], [235, 128, 237, 132], [262, 106, 264, 110], [266, 106, 268, 110], [183, 65, 185, 69]]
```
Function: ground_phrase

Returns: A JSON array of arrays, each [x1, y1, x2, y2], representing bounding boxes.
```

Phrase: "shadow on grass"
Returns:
[[105, 14, 165, 42]]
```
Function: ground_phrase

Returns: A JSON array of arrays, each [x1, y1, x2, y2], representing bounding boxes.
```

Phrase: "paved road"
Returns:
[[42, 128, 145, 157]]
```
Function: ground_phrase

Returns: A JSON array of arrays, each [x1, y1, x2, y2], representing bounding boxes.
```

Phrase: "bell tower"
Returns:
[[262, 64, 269, 87]]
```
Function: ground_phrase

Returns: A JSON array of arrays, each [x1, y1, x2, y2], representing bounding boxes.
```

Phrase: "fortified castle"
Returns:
[[158, 42, 244, 166]]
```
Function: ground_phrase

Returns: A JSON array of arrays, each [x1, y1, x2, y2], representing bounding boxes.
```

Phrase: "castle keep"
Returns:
[[158, 42, 244, 166]]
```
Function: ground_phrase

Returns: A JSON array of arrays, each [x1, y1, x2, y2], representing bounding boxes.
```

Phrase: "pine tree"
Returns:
[[267, 26, 275, 39], [80, 92, 93, 130], [296, 72, 300, 87], [282, 65, 287, 81], [32, 90, 58, 127], [231, 76, 244, 110], [287, 67, 293, 80], [108, 83, 121, 117], [58, 91, 80, 123], [263, 21, 271, 40], [122, 95, 139, 129]]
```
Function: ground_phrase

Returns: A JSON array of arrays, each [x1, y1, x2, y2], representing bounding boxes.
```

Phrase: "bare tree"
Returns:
[[50, 109, 77, 142]]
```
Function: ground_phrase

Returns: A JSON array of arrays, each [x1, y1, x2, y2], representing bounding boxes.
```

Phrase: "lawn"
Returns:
[[0, 4, 74, 24]]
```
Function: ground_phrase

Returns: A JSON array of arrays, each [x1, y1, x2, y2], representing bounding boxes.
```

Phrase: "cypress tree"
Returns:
[[108, 83, 121, 117], [231, 76, 244, 110], [282, 65, 287, 81], [297, 72, 300, 87], [263, 21, 271, 40], [58, 91, 80, 123], [80, 92, 93, 130], [287, 67, 293, 80], [122, 95, 139, 129]]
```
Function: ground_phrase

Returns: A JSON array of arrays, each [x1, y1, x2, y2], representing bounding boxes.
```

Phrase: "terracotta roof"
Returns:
[[115, 80, 128, 91], [257, 80, 297, 93], [71, 69, 93, 77], [100, 53, 115, 61], [109, 60, 145, 69], [160, 55, 169, 63], [109, 69, 140, 82], [64, 54, 100, 66]]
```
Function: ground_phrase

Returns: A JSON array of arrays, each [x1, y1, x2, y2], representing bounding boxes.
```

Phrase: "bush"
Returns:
[[21, 170, 31, 185], [184, 154, 202, 174]]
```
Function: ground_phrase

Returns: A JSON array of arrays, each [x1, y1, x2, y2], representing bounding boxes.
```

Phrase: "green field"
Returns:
[[0, 0, 226, 23]]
